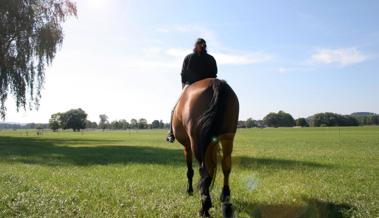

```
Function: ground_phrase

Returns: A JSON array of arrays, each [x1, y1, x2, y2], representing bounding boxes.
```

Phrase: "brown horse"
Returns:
[[172, 78, 239, 217]]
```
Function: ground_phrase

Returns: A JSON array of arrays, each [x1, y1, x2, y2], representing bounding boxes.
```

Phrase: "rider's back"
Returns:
[[181, 53, 217, 85]]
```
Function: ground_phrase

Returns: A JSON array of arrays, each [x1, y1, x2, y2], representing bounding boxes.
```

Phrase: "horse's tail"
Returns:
[[197, 79, 230, 184]]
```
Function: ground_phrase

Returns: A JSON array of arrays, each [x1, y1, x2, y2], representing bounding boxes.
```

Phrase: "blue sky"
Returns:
[[4, 0, 379, 123]]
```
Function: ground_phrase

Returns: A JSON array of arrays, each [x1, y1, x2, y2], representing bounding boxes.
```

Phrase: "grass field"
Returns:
[[0, 127, 378, 218]]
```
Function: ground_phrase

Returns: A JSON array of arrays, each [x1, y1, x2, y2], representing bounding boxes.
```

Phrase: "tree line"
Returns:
[[0, 123, 48, 130], [48, 109, 169, 132], [238, 111, 379, 128], [1, 109, 378, 131], [97, 114, 168, 131]]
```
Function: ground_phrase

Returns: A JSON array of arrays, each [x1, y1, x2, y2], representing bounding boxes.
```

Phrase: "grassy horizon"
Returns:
[[0, 127, 378, 217]]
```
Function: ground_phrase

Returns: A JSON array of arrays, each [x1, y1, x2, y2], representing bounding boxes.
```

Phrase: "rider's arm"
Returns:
[[210, 56, 217, 78], [181, 55, 190, 84]]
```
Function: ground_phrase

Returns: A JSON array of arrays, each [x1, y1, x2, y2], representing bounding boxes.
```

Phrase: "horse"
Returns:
[[172, 78, 239, 217]]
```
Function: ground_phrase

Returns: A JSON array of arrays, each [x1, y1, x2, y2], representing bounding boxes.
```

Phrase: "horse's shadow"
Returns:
[[235, 198, 354, 218], [0, 136, 333, 170], [0, 135, 183, 166], [234, 156, 332, 170]]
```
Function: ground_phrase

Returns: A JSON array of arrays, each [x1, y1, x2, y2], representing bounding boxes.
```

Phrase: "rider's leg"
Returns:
[[166, 83, 189, 143], [166, 108, 176, 142]]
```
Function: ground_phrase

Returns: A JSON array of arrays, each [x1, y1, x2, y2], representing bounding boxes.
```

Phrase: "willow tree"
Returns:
[[0, 0, 77, 119]]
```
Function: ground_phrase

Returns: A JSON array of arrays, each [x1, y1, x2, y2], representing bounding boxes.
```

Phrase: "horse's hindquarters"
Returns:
[[171, 78, 239, 218]]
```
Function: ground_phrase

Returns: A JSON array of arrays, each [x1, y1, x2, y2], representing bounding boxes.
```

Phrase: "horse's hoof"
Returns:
[[199, 209, 210, 218], [220, 186, 231, 202], [220, 194, 230, 203], [187, 184, 194, 195], [222, 202, 233, 218]]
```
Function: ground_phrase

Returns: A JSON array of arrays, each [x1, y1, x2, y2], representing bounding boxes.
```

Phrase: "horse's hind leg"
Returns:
[[219, 134, 234, 201], [184, 145, 194, 195], [199, 162, 213, 217], [198, 140, 219, 217], [219, 134, 235, 218]]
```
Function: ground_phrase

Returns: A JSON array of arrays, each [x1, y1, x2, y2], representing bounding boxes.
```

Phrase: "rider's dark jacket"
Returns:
[[181, 52, 217, 85]]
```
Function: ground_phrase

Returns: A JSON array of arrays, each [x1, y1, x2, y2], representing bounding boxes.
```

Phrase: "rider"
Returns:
[[166, 38, 218, 143]]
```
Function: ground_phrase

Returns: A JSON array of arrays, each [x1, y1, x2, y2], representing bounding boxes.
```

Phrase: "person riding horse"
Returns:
[[167, 38, 239, 217], [167, 38, 218, 143]]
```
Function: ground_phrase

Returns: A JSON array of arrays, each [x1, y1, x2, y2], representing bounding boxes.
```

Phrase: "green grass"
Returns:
[[0, 127, 378, 217]]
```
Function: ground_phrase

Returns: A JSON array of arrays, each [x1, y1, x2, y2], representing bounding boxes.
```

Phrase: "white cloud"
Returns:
[[165, 48, 272, 65], [155, 27, 169, 33], [157, 24, 273, 65], [156, 24, 221, 47], [308, 48, 367, 66], [214, 52, 272, 65], [166, 48, 191, 58], [173, 25, 215, 39]]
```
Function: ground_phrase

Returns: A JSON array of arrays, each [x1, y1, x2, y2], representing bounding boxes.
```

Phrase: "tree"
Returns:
[[295, 118, 309, 127], [245, 118, 257, 128], [110, 120, 123, 130], [278, 111, 295, 127], [371, 115, 379, 125], [85, 120, 98, 129], [99, 114, 109, 130], [138, 118, 148, 129], [60, 108, 87, 131], [159, 120, 165, 128], [119, 119, 129, 129], [352, 112, 379, 125], [27, 123, 36, 129], [130, 119, 137, 129], [0, 0, 77, 119], [263, 113, 278, 127], [255, 120, 265, 128], [151, 120, 160, 128], [341, 115, 359, 126], [237, 120, 247, 128], [49, 113, 61, 131], [263, 111, 295, 127]]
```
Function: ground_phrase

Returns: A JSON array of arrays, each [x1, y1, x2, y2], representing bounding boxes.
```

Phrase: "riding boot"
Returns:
[[166, 109, 175, 143]]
